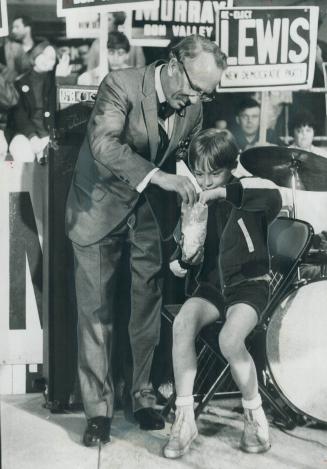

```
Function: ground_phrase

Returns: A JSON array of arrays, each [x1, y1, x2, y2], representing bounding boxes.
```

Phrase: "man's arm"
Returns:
[[88, 72, 197, 204], [87, 72, 156, 190]]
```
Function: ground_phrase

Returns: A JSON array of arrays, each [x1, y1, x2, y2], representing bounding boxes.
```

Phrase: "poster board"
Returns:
[[127, 0, 233, 47], [65, 10, 101, 38], [0, 0, 8, 38], [58, 0, 157, 17], [0, 163, 46, 366], [216, 6, 319, 92]]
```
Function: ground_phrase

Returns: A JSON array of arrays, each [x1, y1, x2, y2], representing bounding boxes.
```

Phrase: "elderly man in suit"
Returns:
[[65, 34, 227, 447]]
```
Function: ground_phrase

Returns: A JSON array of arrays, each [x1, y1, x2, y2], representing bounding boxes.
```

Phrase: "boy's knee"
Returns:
[[219, 328, 243, 360], [173, 308, 199, 341]]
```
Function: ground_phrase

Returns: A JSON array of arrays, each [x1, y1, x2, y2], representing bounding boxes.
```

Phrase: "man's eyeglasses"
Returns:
[[179, 60, 216, 103]]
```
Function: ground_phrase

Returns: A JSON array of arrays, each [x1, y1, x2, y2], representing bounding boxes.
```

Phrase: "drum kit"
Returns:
[[240, 146, 327, 427]]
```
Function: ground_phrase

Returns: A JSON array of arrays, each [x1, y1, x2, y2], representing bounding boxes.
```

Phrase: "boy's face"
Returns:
[[193, 165, 231, 191], [293, 125, 314, 150], [107, 48, 129, 70]]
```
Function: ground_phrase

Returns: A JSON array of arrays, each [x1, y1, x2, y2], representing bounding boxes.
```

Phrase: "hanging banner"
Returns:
[[0, 162, 46, 365], [216, 6, 319, 92], [323, 62, 327, 115], [57, 0, 157, 17], [0, 0, 9, 37], [127, 0, 233, 47]]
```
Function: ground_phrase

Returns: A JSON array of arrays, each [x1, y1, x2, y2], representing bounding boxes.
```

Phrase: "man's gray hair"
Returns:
[[169, 35, 227, 70]]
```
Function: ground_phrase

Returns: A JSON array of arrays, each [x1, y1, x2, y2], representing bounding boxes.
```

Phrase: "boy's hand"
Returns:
[[199, 187, 226, 205], [169, 260, 187, 278]]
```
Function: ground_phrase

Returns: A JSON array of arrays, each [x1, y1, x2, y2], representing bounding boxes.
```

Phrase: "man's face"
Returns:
[[11, 18, 27, 41], [165, 51, 224, 111], [293, 125, 314, 150], [107, 48, 129, 70], [237, 106, 260, 137], [34, 46, 56, 73]]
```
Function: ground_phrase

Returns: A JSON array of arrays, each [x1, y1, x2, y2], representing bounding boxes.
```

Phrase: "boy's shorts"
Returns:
[[191, 279, 270, 321]]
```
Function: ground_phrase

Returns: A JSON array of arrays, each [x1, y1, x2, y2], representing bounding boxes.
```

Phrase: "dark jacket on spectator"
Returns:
[[233, 127, 277, 152], [10, 69, 56, 139], [0, 40, 32, 81], [0, 66, 19, 130]]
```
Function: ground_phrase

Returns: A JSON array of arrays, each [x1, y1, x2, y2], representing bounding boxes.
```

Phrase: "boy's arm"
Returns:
[[199, 177, 282, 223], [225, 177, 282, 222]]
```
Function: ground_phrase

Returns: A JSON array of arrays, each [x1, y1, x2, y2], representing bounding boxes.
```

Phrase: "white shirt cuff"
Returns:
[[136, 168, 159, 193]]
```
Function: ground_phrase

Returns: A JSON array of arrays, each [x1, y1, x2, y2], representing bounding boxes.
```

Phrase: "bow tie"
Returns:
[[158, 101, 175, 120]]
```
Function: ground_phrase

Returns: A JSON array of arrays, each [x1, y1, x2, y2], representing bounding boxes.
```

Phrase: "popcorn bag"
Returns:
[[181, 201, 208, 262]]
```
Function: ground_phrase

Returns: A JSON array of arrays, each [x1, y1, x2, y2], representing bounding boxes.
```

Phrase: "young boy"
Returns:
[[163, 129, 282, 458]]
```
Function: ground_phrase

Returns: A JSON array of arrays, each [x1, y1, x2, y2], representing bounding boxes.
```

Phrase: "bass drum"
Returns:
[[266, 280, 327, 423]]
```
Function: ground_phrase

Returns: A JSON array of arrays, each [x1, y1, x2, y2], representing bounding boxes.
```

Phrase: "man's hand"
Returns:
[[199, 187, 226, 205], [169, 260, 187, 278], [186, 246, 204, 266], [150, 170, 197, 205]]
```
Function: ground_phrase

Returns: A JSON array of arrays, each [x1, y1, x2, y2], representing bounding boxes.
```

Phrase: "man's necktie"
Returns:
[[158, 101, 175, 121]]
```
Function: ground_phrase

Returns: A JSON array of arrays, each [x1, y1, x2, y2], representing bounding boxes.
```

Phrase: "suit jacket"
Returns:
[[65, 62, 202, 246]]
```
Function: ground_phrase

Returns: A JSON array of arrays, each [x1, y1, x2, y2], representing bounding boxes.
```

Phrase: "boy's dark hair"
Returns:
[[290, 110, 316, 135], [188, 129, 239, 172], [107, 31, 130, 53], [237, 97, 260, 115]]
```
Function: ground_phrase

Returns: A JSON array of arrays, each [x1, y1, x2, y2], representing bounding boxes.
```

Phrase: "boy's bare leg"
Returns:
[[219, 303, 270, 453], [163, 298, 220, 459]]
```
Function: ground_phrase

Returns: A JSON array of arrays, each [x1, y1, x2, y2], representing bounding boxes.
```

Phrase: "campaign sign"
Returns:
[[127, 0, 233, 47], [0, 0, 9, 38], [216, 6, 319, 91], [66, 11, 101, 38], [57, 0, 157, 17]]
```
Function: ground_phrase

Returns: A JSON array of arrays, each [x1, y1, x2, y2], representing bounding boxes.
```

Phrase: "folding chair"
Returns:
[[162, 217, 313, 428]]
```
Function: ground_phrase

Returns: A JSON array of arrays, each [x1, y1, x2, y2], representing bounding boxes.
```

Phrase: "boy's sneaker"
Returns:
[[240, 407, 271, 453], [163, 408, 198, 459]]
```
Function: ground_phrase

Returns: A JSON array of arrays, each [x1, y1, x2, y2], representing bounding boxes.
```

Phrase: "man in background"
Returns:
[[233, 98, 276, 151]]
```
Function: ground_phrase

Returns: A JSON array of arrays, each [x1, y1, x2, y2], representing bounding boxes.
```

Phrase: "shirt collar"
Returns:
[[155, 64, 166, 104]]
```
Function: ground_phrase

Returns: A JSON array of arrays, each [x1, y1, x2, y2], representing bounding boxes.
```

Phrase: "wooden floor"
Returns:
[[1, 394, 326, 469]]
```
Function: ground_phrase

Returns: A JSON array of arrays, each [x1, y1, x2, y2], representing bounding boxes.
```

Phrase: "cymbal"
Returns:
[[240, 146, 327, 191]]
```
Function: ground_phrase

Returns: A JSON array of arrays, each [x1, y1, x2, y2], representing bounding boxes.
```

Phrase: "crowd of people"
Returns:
[[0, 12, 326, 164]]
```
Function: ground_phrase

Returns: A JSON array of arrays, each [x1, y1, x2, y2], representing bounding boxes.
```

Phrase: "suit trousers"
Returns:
[[72, 196, 163, 418]]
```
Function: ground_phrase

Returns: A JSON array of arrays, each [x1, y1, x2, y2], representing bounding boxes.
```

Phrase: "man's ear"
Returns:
[[167, 57, 179, 77]]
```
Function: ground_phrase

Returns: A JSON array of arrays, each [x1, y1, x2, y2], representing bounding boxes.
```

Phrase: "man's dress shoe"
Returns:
[[83, 416, 111, 447], [134, 408, 165, 430]]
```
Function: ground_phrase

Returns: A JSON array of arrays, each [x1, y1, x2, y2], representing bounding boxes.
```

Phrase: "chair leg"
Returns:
[[194, 363, 232, 419], [161, 391, 176, 418]]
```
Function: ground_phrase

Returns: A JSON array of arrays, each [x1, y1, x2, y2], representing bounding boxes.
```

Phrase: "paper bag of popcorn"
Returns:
[[181, 201, 208, 262]]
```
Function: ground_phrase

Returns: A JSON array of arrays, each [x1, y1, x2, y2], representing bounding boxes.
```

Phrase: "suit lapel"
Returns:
[[142, 62, 160, 162], [142, 94, 159, 162]]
